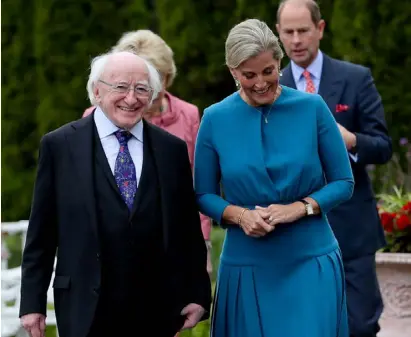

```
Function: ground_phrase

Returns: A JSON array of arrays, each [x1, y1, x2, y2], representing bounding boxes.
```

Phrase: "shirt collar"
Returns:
[[291, 50, 323, 82], [94, 106, 143, 142]]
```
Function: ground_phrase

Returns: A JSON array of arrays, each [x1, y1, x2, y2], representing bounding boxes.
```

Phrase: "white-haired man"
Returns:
[[19, 51, 211, 337]]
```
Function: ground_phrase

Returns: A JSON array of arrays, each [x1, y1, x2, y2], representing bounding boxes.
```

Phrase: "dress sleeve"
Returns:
[[308, 96, 354, 214], [191, 107, 212, 240], [194, 110, 230, 223]]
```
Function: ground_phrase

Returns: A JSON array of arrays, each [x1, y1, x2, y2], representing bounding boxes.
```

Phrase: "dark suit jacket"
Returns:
[[19, 114, 211, 336], [280, 53, 392, 259]]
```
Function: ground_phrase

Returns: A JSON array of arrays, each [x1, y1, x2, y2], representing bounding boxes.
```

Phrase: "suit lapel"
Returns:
[[280, 63, 297, 89], [318, 55, 345, 114], [65, 114, 99, 244], [143, 121, 171, 252]]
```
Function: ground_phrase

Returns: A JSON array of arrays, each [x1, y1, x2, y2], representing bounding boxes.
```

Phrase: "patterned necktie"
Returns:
[[114, 130, 137, 210], [303, 69, 316, 93]]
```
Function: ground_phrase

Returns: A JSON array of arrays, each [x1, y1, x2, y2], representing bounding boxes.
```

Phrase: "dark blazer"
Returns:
[[280, 53, 392, 259], [19, 114, 211, 336]]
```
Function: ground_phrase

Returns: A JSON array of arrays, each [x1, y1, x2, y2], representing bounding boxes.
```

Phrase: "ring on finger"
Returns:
[[268, 215, 273, 222]]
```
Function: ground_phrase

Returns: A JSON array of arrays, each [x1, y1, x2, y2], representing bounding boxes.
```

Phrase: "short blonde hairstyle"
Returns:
[[225, 19, 284, 69], [113, 30, 177, 88]]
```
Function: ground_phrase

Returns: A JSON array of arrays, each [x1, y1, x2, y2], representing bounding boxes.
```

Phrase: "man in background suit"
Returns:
[[19, 51, 211, 337], [277, 1, 392, 336]]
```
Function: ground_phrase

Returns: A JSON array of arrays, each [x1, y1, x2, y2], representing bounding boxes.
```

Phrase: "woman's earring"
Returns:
[[234, 78, 241, 89], [279, 70, 283, 77]]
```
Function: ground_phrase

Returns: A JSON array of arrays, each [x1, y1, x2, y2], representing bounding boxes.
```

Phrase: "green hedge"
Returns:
[[2, 0, 410, 221]]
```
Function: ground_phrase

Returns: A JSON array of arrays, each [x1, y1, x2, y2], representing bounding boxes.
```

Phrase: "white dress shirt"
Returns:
[[290, 51, 358, 162], [291, 50, 323, 94], [94, 107, 144, 186]]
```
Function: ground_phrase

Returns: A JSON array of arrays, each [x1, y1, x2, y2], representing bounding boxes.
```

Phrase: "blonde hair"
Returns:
[[113, 30, 177, 88], [225, 19, 284, 69]]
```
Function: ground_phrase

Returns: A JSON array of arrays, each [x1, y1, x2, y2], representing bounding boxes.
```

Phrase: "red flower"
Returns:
[[396, 214, 411, 230], [402, 201, 411, 213], [380, 212, 396, 232]]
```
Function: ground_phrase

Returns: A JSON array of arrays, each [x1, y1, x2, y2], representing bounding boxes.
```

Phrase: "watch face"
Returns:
[[306, 204, 314, 215]]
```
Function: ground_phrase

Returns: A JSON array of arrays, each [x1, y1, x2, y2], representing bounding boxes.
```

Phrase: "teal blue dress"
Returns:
[[194, 86, 354, 337]]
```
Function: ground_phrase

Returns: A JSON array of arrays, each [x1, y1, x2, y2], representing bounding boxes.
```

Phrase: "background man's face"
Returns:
[[276, 4, 325, 68]]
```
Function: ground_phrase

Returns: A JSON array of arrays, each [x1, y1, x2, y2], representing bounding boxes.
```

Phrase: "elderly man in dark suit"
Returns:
[[277, 1, 392, 336], [19, 51, 211, 337]]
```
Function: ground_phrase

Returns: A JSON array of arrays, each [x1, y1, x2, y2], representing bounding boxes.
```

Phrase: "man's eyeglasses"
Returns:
[[98, 80, 152, 98]]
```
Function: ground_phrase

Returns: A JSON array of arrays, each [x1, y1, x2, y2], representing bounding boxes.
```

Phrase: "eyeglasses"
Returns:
[[98, 80, 152, 97]]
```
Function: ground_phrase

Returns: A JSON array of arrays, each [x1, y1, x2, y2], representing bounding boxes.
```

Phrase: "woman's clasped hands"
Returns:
[[239, 203, 305, 238]]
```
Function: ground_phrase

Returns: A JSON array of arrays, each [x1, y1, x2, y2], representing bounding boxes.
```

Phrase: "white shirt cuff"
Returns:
[[349, 153, 358, 162]]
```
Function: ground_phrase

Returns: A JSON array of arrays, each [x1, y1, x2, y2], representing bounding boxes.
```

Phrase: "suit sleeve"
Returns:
[[353, 68, 392, 165], [178, 143, 212, 314], [19, 135, 58, 317], [194, 110, 231, 224], [309, 96, 355, 213]]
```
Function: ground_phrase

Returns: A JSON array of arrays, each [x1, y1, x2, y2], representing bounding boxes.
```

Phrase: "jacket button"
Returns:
[[96, 253, 100, 260], [93, 287, 100, 295]]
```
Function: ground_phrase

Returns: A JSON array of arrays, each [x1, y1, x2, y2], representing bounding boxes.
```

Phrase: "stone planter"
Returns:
[[375, 252, 411, 337]]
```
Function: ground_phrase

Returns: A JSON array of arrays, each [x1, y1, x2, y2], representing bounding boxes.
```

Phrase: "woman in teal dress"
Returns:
[[194, 19, 354, 337]]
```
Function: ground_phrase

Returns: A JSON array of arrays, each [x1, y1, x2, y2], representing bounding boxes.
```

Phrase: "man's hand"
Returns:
[[180, 303, 205, 330], [337, 123, 357, 150], [21, 313, 46, 337]]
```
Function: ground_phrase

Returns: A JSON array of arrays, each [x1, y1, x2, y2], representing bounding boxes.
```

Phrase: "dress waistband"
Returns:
[[220, 215, 339, 266]]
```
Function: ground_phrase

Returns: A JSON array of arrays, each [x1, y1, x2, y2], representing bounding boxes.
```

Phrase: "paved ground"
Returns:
[[378, 317, 411, 337]]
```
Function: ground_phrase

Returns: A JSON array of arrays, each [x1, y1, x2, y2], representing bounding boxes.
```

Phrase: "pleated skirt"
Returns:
[[211, 228, 349, 337]]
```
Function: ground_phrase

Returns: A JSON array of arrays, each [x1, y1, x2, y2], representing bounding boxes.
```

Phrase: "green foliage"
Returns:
[[1, 0, 152, 221], [2, 0, 411, 221], [367, 142, 411, 194], [378, 186, 411, 213], [331, 0, 411, 152]]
